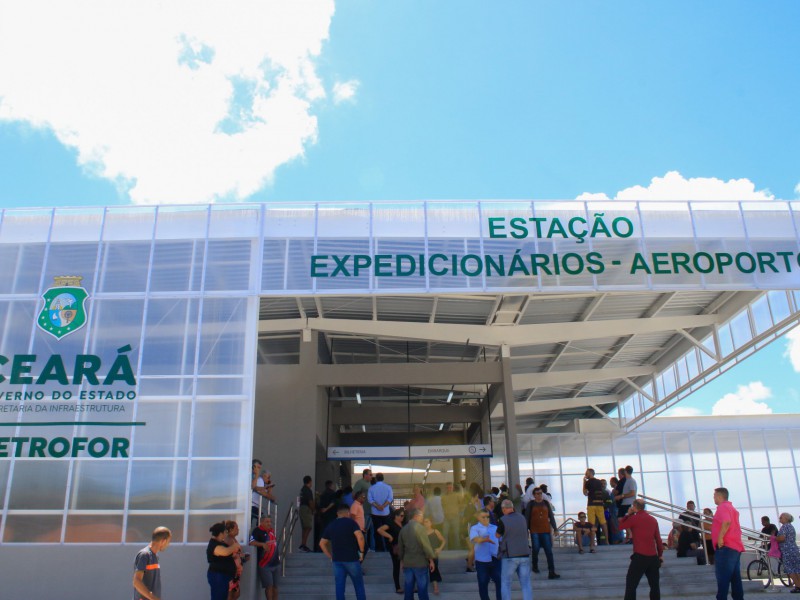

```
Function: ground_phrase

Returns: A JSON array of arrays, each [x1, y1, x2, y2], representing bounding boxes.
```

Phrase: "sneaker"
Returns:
[[532, 567, 540, 573], [548, 572, 561, 580], [298, 545, 311, 553], [578, 549, 584, 554]]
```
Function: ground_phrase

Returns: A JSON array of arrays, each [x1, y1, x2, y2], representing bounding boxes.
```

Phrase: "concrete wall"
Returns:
[[252, 333, 335, 538], [0, 544, 262, 600]]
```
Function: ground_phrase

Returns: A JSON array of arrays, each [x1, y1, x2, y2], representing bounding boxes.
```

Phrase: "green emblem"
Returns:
[[37, 276, 89, 340]]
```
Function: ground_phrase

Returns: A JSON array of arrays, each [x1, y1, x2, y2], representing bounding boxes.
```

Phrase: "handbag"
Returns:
[[767, 535, 781, 559]]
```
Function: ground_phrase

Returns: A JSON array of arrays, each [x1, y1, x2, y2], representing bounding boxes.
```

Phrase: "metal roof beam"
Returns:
[[258, 314, 721, 347], [512, 365, 656, 389], [493, 394, 621, 417]]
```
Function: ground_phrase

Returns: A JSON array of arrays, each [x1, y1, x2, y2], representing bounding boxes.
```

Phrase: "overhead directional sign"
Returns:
[[327, 446, 410, 460], [409, 444, 492, 458]]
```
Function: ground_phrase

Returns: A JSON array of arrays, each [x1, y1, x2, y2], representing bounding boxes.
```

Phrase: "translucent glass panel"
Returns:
[[498, 425, 800, 533]]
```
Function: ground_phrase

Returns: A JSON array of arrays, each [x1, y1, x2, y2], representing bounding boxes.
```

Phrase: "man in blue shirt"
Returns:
[[470, 509, 501, 600], [368, 473, 394, 551], [320, 505, 366, 600]]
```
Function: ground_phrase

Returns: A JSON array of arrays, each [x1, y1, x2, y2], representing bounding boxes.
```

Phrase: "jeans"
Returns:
[[475, 558, 502, 600], [364, 514, 375, 551], [714, 546, 744, 600], [501, 556, 532, 600], [531, 532, 556, 573], [404, 566, 430, 600], [333, 561, 366, 600], [372, 514, 388, 551], [624, 553, 660, 600], [207, 570, 231, 600]]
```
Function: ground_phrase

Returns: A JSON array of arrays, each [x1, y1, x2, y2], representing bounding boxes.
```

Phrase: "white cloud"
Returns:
[[577, 171, 774, 202], [711, 381, 773, 416], [332, 79, 359, 104], [0, 0, 339, 204], [663, 406, 703, 417], [783, 327, 800, 372]]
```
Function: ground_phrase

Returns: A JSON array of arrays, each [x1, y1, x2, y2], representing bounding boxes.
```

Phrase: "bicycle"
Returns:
[[746, 556, 790, 587]]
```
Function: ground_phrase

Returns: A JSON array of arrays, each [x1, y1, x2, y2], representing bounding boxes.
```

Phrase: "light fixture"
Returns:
[[361, 425, 366, 432], [438, 423, 444, 431], [446, 391, 453, 404], [356, 392, 362, 405]]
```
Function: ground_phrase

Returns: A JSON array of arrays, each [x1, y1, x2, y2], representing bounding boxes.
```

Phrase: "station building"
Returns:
[[0, 200, 799, 599]]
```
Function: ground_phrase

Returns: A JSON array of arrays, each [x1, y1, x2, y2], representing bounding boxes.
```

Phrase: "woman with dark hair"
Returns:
[[207, 522, 241, 600], [223, 521, 247, 600], [377, 508, 406, 594], [424, 516, 446, 595]]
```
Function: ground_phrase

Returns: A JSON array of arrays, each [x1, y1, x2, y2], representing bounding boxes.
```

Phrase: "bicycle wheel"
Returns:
[[776, 560, 791, 587], [746, 558, 767, 581]]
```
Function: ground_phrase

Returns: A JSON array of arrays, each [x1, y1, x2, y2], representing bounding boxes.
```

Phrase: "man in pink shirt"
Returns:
[[711, 487, 744, 600], [350, 490, 368, 562]]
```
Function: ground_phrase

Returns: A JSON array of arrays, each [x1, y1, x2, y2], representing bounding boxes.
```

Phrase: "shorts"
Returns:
[[586, 505, 606, 525], [299, 505, 313, 529], [258, 564, 280, 588]]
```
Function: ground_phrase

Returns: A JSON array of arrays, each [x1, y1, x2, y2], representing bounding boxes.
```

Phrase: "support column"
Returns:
[[452, 458, 463, 486], [500, 345, 521, 490]]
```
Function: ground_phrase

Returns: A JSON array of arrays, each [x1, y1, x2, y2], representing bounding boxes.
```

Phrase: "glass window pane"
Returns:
[[773, 468, 800, 506], [639, 471, 670, 503], [69, 461, 127, 509], [204, 240, 252, 291], [764, 430, 794, 467], [98, 242, 151, 292], [150, 240, 203, 292], [668, 471, 698, 507], [189, 460, 239, 510], [129, 460, 187, 510], [638, 433, 666, 472], [720, 470, 748, 502], [188, 513, 240, 543], [586, 435, 614, 475], [197, 298, 247, 375], [746, 469, 775, 507], [739, 431, 769, 468], [561, 474, 586, 516], [192, 403, 243, 457], [8, 461, 69, 509], [42, 243, 99, 293], [134, 402, 191, 458], [140, 299, 198, 377], [612, 435, 641, 474], [715, 432, 743, 468], [557, 437, 587, 475], [3, 514, 63, 543], [64, 514, 122, 543], [664, 433, 692, 471], [688, 432, 718, 470], [125, 514, 185, 544]]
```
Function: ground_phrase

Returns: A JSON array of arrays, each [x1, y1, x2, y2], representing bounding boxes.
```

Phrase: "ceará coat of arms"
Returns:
[[37, 276, 89, 340]]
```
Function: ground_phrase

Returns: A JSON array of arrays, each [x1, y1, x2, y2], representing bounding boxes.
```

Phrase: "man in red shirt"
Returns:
[[619, 499, 663, 600], [711, 487, 744, 600]]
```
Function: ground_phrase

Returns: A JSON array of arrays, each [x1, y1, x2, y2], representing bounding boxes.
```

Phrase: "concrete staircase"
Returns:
[[277, 544, 766, 599]]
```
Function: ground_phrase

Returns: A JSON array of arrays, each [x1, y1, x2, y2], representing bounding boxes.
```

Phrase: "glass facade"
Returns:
[[1, 202, 799, 544], [493, 416, 800, 532], [0, 206, 259, 544]]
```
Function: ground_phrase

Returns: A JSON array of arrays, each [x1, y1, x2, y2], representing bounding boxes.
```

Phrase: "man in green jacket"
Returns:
[[398, 508, 436, 600]]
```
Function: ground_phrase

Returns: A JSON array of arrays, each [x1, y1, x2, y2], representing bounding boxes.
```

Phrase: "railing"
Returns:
[[554, 517, 577, 547], [278, 500, 300, 576], [639, 494, 777, 588]]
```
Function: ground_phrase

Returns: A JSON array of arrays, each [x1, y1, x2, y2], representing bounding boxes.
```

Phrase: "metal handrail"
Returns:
[[278, 499, 300, 576], [554, 517, 577, 547], [639, 494, 777, 588]]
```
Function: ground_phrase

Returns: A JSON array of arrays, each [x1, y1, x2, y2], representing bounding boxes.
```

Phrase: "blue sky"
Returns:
[[1, 0, 799, 415]]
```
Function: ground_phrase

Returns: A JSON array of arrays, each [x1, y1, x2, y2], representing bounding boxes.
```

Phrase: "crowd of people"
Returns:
[[129, 458, 800, 600]]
